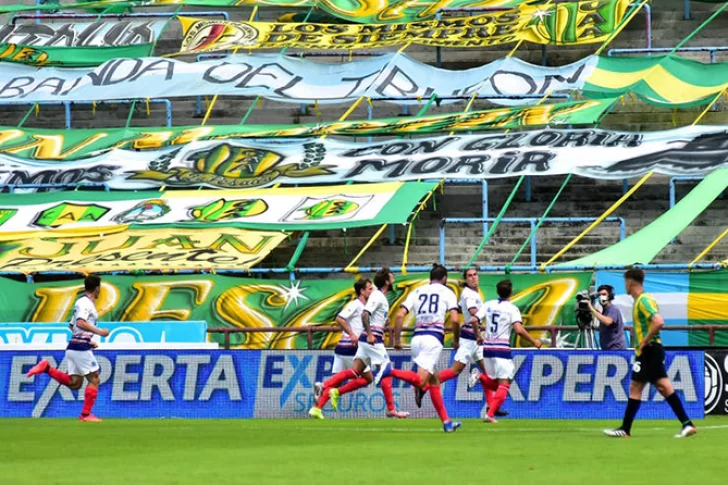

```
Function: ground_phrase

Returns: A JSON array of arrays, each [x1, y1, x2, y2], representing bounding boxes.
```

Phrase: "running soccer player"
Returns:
[[26, 275, 109, 422], [604, 269, 697, 439], [471, 279, 542, 423], [308, 268, 408, 419], [413, 267, 505, 416], [377, 264, 462, 432]]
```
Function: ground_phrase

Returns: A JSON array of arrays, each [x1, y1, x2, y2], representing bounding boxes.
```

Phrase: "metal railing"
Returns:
[[2, 99, 173, 129], [669, 176, 706, 209], [207, 324, 728, 350], [439, 217, 626, 267], [608, 46, 728, 63], [10, 11, 230, 23]]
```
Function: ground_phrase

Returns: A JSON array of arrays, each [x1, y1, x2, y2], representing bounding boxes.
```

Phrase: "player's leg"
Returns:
[[605, 355, 647, 437], [310, 358, 369, 418], [422, 360, 465, 393], [316, 354, 356, 399], [650, 344, 697, 437], [483, 358, 514, 423], [26, 356, 81, 389], [472, 357, 509, 417], [416, 337, 460, 432], [79, 371, 102, 422]]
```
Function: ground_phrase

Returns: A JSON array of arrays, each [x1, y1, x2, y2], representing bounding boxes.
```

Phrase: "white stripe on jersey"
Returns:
[[459, 286, 482, 340], [337, 299, 364, 347], [402, 283, 458, 340], [476, 299, 522, 351]]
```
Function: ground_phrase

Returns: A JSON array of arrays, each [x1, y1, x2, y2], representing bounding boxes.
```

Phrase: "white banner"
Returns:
[[0, 53, 595, 105], [1, 127, 727, 189], [0, 182, 427, 231], [0, 20, 166, 47]]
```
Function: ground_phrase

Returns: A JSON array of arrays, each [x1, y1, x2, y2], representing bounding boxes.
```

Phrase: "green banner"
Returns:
[[689, 270, 728, 346], [4, 0, 527, 24], [0, 100, 610, 161], [0, 42, 154, 67], [0, 271, 592, 348], [0, 182, 437, 231], [586, 55, 728, 108]]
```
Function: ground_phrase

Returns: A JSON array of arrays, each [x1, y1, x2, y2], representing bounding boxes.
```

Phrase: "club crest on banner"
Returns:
[[33, 202, 109, 228], [111, 199, 171, 224], [190, 198, 269, 222], [284, 196, 371, 222]]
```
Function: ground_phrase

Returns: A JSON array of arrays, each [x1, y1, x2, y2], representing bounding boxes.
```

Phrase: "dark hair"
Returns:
[[461, 266, 478, 286], [496, 279, 512, 299], [85, 275, 101, 293], [430, 263, 447, 282], [597, 284, 615, 301], [354, 278, 371, 296], [623, 268, 645, 285], [373, 267, 392, 289]]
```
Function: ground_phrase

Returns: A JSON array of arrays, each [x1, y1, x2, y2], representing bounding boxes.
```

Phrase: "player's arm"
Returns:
[[75, 318, 110, 337], [335, 315, 358, 343], [639, 313, 664, 352], [513, 322, 542, 349], [361, 310, 375, 345], [469, 307, 484, 344], [449, 309, 460, 350]]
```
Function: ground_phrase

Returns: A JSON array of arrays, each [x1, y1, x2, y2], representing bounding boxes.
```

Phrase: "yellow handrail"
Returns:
[[401, 182, 441, 274], [690, 228, 728, 267], [344, 224, 389, 272]]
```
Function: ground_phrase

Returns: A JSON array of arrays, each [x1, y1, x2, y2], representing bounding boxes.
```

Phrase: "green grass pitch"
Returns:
[[1, 417, 725, 485]]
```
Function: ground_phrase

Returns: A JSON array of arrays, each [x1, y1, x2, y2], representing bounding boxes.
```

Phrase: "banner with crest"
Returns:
[[2, 127, 727, 189], [178, 0, 632, 52], [0, 182, 436, 231]]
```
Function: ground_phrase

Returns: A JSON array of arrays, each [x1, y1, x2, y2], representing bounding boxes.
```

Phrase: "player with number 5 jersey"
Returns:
[[471, 279, 542, 423], [376, 264, 462, 432]]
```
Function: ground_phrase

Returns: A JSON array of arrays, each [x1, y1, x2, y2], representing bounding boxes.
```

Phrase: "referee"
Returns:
[[604, 269, 697, 439]]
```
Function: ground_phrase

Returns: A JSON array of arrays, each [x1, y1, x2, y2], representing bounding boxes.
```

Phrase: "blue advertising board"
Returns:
[[0, 349, 704, 420], [0, 321, 208, 345]]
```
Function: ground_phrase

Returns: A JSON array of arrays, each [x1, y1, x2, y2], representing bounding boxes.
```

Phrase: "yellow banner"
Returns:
[[178, 0, 632, 53], [0, 226, 287, 274]]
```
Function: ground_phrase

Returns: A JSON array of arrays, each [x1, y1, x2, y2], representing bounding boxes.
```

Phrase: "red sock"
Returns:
[[485, 389, 494, 408], [488, 383, 510, 418], [323, 369, 358, 392], [338, 377, 369, 395], [380, 377, 395, 411], [81, 385, 98, 416], [48, 366, 71, 387], [439, 368, 457, 383], [480, 373, 498, 391], [429, 385, 450, 423], [389, 369, 422, 388]]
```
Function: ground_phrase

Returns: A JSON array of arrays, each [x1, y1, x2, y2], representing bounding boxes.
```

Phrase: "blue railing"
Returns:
[[608, 46, 728, 63], [439, 217, 626, 267], [3, 99, 173, 129], [669, 176, 705, 209]]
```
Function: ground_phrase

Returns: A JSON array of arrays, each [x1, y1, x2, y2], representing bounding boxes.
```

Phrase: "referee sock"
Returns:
[[621, 398, 641, 434], [47, 366, 71, 387], [665, 392, 693, 428]]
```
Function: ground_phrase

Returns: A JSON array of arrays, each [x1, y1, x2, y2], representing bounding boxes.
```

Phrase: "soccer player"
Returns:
[[604, 269, 697, 439], [26, 275, 109, 422], [308, 268, 408, 419], [377, 264, 463, 432], [413, 267, 506, 416], [470, 279, 542, 423]]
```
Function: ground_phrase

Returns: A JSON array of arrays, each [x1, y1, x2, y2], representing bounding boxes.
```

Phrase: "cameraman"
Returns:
[[587, 285, 627, 350]]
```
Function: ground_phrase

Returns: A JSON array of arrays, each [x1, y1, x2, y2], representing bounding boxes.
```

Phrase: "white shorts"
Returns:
[[454, 339, 483, 365], [332, 354, 354, 373], [412, 334, 443, 374], [484, 357, 516, 380], [354, 342, 389, 367], [65, 349, 100, 376]]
